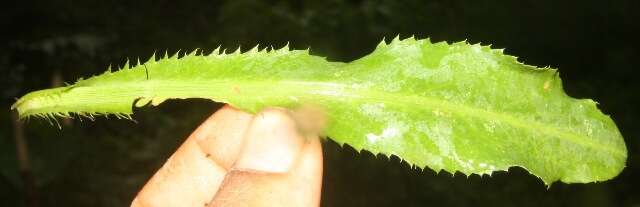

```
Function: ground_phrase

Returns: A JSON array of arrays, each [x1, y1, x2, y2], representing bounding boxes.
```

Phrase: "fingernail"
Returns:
[[232, 108, 305, 173]]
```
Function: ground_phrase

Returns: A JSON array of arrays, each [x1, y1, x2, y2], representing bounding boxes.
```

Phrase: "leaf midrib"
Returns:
[[17, 79, 624, 157], [281, 80, 624, 157]]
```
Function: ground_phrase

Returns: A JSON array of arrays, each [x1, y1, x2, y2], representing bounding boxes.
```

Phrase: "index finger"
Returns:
[[131, 105, 253, 207]]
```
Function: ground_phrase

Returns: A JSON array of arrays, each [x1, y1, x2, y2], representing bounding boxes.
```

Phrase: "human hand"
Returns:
[[131, 105, 323, 207]]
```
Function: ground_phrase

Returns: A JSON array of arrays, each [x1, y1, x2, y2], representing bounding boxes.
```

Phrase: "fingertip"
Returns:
[[208, 136, 324, 207], [232, 108, 305, 173], [195, 104, 254, 169]]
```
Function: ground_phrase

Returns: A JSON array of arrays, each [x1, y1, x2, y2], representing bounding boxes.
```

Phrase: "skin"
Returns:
[[131, 105, 323, 207]]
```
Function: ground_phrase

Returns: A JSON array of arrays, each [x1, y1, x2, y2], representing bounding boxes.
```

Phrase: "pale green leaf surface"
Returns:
[[11, 37, 627, 185]]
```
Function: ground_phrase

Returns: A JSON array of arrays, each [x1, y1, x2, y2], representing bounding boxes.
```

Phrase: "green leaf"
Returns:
[[11, 37, 627, 185]]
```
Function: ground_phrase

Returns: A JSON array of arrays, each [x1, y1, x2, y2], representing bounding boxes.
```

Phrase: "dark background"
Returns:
[[1, 0, 638, 206]]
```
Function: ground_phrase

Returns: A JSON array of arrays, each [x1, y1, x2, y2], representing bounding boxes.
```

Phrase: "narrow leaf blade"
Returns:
[[11, 38, 627, 185]]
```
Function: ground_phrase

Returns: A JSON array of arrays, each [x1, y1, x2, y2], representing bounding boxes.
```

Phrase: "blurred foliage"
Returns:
[[1, 0, 638, 206]]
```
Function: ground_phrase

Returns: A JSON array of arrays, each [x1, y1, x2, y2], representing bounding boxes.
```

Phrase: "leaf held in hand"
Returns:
[[11, 37, 627, 185]]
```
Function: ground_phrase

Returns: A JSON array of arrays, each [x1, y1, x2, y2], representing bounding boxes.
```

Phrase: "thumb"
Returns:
[[209, 108, 323, 207]]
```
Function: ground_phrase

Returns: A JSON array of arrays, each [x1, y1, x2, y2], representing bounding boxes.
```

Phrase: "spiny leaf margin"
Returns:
[[11, 36, 627, 186]]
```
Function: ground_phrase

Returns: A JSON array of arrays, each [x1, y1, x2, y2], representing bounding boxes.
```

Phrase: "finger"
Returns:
[[233, 108, 306, 173], [132, 105, 253, 207], [194, 105, 254, 170], [209, 109, 323, 207]]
